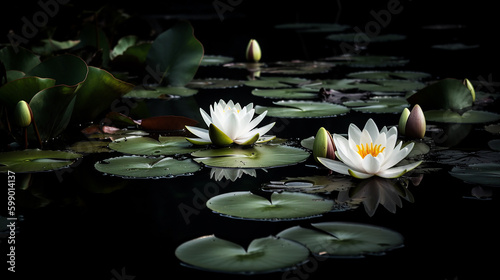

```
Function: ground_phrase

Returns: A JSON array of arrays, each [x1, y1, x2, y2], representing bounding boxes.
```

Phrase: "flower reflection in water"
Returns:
[[210, 168, 257, 181], [338, 176, 415, 217]]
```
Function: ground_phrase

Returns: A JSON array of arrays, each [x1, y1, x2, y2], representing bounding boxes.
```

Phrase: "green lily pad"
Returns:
[[326, 33, 406, 42], [0, 149, 82, 173], [424, 110, 500, 124], [191, 144, 310, 168], [108, 136, 202, 156], [29, 84, 78, 141], [94, 155, 201, 178], [146, 21, 204, 87], [406, 78, 473, 111], [275, 22, 350, 33], [200, 55, 233, 66], [70, 66, 135, 123], [488, 139, 500, 151], [0, 76, 56, 109], [449, 163, 500, 187], [325, 55, 409, 68], [124, 86, 197, 99], [343, 97, 409, 113], [277, 222, 404, 257], [255, 101, 349, 118], [346, 71, 431, 80], [251, 88, 318, 99], [244, 77, 311, 88], [186, 78, 244, 89], [0, 46, 41, 73], [260, 61, 335, 75], [206, 191, 335, 220], [306, 79, 425, 92], [175, 235, 309, 274], [27, 54, 88, 86]]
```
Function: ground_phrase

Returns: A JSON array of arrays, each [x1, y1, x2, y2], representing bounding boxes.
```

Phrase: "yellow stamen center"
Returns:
[[356, 143, 385, 158]]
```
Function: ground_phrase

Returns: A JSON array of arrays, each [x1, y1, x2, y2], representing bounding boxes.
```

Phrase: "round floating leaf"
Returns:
[[109, 136, 202, 156], [0, 149, 82, 173], [346, 71, 431, 80], [124, 86, 197, 98], [325, 55, 409, 68], [255, 101, 349, 118], [94, 156, 200, 178], [187, 78, 244, 89], [175, 235, 309, 274], [306, 79, 425, 92], [252, 88, 318, 99], [206, 191, 334, 220], [424, 110, 500, 124], [343, 97, 409, 113], [326, 33, 406, 42], [244, 77, 311, 88], [449, 163, 500, 187], [275, 22, 350, 33], [277, 222, 404, 257], [200, 55, 233, 66], [191, 144, 309, 168], [488, 139, 500, 151]]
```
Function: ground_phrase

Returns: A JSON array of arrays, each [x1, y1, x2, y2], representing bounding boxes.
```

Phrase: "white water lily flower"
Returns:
[[318, 119, 422, 179], [185, 99, 275, 146]]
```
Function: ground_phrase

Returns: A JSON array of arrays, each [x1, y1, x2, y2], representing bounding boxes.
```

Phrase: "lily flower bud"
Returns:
[[14, 100, 32, 128], [463, 78, 475, 102], [245, 39, 261, 62], [404, 104, 426, 139], [398, 107, 410, 136], [313, 127, 335, 162]]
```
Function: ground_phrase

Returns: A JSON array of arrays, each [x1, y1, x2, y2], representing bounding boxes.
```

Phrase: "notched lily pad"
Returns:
[[94, 155, 200, 178], [252, 88, 318, 99], [191, 144, 310, 168], [124, 86, 197, 99], [277, 222, 404, 257], [186, 78, 244, 89], [346, 71, 431, 80], [449, 163, 500, 187], [175, 235, 309, 274], [109, 136, 202, 156], [424, 110, 500, 124], [255, 101, 350, 118], [0, 149, 82, 173], [200, 55, 234, 66], [244, 77, 312, 88], [206, 191, 335, 220], [343, 97, 409, 113]]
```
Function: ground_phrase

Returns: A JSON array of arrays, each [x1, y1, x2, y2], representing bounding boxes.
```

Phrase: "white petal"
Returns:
[[359, 128, 374, 146], [200, 108, 212, 127], [348, 169, 375, 179], [380, 142, 414, 170], [377, 160, 422, 178], [334, 135, 360, 168], [317, 157, 350, 175], [348, 123, 362, 146], [185, 126, 210, 140], [246, 122, 275, 138], [362, 154, 382, 174], [247, 110, 267, 131], [364, 118, 380, 142]]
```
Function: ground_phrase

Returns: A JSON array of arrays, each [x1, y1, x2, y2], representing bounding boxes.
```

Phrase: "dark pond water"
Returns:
[[2, 1, 500, 279]]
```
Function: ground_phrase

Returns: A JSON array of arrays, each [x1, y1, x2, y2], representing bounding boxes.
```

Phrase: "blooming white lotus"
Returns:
[[185, 100, 275, 146], [318, 119, 422, 179]]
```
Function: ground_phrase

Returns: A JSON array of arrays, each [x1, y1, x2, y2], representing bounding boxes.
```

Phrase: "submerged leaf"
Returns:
[[255, 101, 349, 118]]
